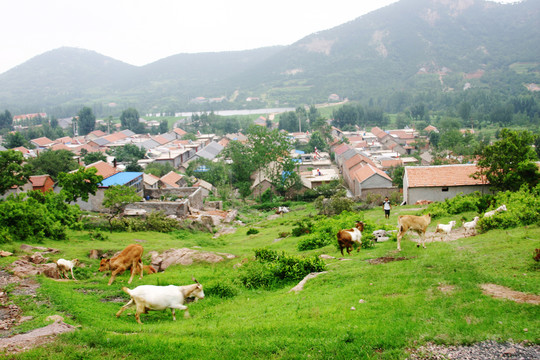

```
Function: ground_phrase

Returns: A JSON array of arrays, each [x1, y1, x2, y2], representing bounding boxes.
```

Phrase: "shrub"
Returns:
[[314, 193, 354, 216], [0, 192, 81, 242], [247, 228, 259, 235], [110, 211, 180, 232], [239, 249, 327, 289], [205, 280, 239, 298], [291, 219, 314, 237], [89, 230, 109, 241]]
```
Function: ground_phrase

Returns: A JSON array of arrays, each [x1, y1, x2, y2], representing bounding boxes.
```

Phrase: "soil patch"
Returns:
[[0, 321, 76, 354], [480, 283, 540, 305], [368, 256, 410, 265]]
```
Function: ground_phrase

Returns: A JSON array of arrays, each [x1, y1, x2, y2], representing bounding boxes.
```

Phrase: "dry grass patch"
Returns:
[[480, 283, 540, 305]]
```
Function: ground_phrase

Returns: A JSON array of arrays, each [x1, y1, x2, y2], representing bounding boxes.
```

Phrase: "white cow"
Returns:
[[116, 278, 205, 324]]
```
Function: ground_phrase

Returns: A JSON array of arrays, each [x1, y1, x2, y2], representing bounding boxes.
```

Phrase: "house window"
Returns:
[[442, 187, 449, 192]]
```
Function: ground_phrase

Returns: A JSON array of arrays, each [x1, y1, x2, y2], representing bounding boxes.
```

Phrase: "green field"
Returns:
[[2, 203, 539, 359]]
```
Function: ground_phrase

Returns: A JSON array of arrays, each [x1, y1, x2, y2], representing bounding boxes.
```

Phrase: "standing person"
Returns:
[[383, 196, 391, 219]]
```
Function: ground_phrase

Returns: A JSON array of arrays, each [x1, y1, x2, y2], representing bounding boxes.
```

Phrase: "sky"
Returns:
[[0, 0, 520, 75]]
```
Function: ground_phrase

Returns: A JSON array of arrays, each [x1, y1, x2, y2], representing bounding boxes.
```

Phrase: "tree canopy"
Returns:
[[0, 150, 30, 195], [77, 106, 96, 136], [58, 167, 103, 203], [473, 129, 540, 192], [27, 149, 79, 181]]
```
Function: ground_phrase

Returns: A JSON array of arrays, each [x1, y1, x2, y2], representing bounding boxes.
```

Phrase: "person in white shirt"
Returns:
[[383, 196, 391, 219]]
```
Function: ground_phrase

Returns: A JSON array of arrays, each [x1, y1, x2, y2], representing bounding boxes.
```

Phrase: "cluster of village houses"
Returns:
[[1, 115, 491, 216]]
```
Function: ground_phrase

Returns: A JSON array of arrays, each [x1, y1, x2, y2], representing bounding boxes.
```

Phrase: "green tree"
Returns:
[[102, 185, 142, 230], [473, 129, 540, 192], [109, 144, 146, 163], [57, 167, 103, 203], [0, 110, 13, 130], [388, 166, 405, 189], [144, 162, 174, 177], [0, 150, 30, 195], [159, 120, 168, 134], [120, 108, 144, 133], [77, 106, 96, 135], [83, 151, 107, 165], [27, 149, 79, 180], [2, 132, 28, 149], [308, 131, 327, 153]]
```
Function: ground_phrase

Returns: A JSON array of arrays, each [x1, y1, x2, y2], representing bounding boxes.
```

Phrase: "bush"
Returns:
[[247, 228, 259, 235], [0, 191, 81, 242], [89, 230, 109, 241], [239, 249, 327, 289], [314, 193, 354, 216], [110, 211, 180, 232], [291, 219, 314, 237], [426, 192, 484, 219], [205, 280, 239, 298]]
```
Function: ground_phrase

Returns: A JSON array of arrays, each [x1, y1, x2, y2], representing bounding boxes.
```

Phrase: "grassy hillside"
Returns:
[[1, 203, 538, 359]]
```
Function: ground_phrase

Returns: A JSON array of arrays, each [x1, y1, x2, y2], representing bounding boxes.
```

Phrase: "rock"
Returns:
[[41, 264, 59, 279], [350, 307, 356, 311], [88, 249, 99, 259], [289, 271, 328, 293], [319, 254, 335, 260], [223, 209, 238, 223], [503, 348, 517, 355], [45, 315, 64, 323], [29, 253, 47, 264], [19, 245, 59, 254], [358, 299, 365, 303], [150, 248, 235, 271], [0, 251, 13, 257]]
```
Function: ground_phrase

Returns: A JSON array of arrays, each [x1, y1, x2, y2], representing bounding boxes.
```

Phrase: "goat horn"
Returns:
[[192, 276, 200, 284]]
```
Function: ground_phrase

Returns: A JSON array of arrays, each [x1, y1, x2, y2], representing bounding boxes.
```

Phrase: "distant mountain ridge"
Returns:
[[0, 0, 538, 117]]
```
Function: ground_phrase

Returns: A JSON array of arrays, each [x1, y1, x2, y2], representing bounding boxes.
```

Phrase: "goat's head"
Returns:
[[355, 221, 364, 232], [98, 258, 111, 272], [190, 277, 205, 299]]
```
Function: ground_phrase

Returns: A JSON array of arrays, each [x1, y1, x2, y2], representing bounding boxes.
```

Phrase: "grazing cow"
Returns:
[[435, 220, 456, 240], [397, 214, 431, 251], [116, 277, 205, 324], [483, 204, 507, 218], [99, 244, 144, 285], [55, 258, 79, 280], [337, 221, 364, 256], [463, 216, 480, 235]]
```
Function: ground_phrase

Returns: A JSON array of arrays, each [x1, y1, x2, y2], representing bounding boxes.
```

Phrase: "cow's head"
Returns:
[[98, 258, 111, 272]]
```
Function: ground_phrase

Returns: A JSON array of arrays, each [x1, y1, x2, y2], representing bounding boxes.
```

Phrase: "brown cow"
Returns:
[[99, 244, 144, 285], [337, 221, 364, 256], [397, 214, 431, 251]]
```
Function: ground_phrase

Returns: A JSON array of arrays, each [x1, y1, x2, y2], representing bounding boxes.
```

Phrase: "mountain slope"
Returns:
[[0, 0, 538, 115]]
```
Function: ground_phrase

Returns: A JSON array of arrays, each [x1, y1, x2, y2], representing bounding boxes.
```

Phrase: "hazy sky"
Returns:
[[0, 0, 520, 74]]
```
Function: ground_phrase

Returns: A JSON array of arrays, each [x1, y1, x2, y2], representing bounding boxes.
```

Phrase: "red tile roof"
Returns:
[[161, 171, 183, 188], [173, 128, 187, 136], [352, 163, 392, 183], [406, 164, 487, 187], [29, 175, 52, 187], [381, 159, 403, 168], [333, 143, 350, 155], [31, 137, 54, 147], [85, 160, 119, 179]]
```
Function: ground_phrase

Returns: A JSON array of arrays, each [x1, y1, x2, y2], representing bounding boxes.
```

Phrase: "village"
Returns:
[[1, 112, 489, 217]]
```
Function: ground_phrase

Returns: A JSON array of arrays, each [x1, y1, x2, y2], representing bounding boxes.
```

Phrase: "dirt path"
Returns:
[[0, 270, 76, 355]]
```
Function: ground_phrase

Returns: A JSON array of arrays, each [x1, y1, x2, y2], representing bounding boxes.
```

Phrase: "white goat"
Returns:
[[55, 258, 79, 280], [116, 278, 204, 324], [484, 204, 507, 218], [435, 220, 456, 240], [463, 216, 480, 235]]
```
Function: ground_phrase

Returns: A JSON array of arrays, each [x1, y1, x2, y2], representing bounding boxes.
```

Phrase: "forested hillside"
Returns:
[[0, 0, 538, 117]]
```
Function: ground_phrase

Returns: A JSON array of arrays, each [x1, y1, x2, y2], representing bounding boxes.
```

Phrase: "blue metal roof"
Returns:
[[100, 172, 143, 187]]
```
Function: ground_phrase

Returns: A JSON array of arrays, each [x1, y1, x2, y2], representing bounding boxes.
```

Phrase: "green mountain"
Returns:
[[0, 0, 538, 116]]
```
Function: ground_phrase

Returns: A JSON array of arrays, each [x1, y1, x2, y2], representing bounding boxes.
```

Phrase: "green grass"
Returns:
[[3, 203, 539, 359]]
